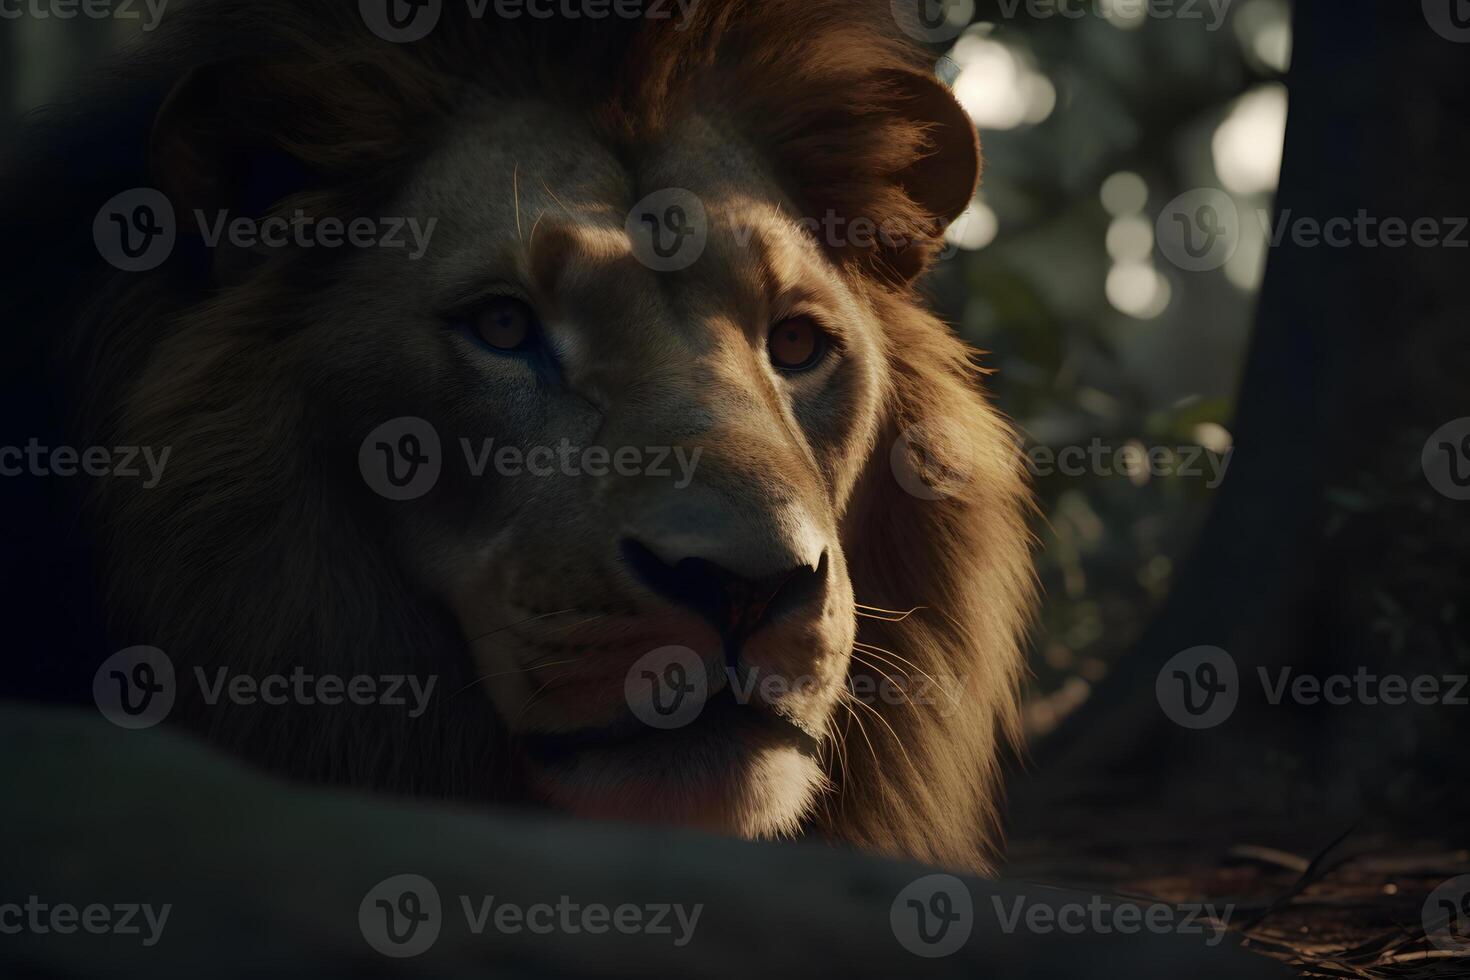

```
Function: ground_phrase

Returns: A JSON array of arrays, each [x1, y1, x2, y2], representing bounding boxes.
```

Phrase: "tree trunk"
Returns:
[[1013, 0, 1470, 846]]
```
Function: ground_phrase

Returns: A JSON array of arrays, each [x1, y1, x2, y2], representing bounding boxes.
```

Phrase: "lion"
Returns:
[[4, 0, 1035, 873]]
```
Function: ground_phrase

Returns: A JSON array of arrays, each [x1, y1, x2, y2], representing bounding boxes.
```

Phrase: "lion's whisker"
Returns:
[[812, 715, 839, 825], [853, 602, 926, 622], [537, 175, 572, 214], [848, 652, 919, 710], [512, 161, 523, 242], [854, 601, 924, 616], [852, 640, 960, 711], [837, 691, 881, 776], [537, 614, 608, 636], [855, 610, 909, 622], [847, 690, 924, 790], [466, 607, 580, 645], [527, 209, 545, 252], [456, 612, 611, 702], [853, 640, 941, 688], [823, 709, 852, 814], [448, 655, 588, 700], [513, 658, 604, 724]]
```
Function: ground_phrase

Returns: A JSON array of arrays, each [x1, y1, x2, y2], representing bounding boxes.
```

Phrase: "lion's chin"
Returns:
[[521, 704, 827, 839]]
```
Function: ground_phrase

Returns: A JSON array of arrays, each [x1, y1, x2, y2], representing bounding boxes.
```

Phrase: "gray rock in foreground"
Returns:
[[0, 704, 1288, 978]]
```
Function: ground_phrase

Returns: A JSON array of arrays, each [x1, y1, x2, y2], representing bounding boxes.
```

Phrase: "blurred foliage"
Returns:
[[921, 1, 1293, 732]]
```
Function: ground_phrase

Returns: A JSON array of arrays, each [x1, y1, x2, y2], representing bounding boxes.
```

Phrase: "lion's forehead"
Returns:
[[403, 98, 812, 281], [388, 97, 858, 368]]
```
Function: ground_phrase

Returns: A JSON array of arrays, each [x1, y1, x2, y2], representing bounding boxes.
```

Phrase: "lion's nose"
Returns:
[[620, 537, 829, 643]]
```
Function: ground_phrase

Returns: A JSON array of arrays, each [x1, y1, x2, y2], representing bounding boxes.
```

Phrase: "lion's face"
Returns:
[[82, 1, 1033, 870], [309, 100, 884, 837]]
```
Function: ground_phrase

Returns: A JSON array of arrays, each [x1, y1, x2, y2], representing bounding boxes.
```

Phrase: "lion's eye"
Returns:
[[468, 297, 539, 352], [767, 316, 828, 372]]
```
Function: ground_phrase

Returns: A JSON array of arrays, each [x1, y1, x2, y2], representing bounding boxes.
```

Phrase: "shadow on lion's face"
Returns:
[[322, 101, 884, 837]]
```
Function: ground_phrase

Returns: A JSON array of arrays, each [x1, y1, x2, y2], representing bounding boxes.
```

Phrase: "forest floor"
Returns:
[[1004, 800, 1470, 979]]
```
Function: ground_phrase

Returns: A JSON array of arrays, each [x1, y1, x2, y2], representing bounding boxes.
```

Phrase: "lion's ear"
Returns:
[[885, 69, 980, 229], [150, 63, 319, 283], [150, 55, 422, 283], [880, 69, 981, 283], [150, 67, 225, 220], [155, 63, 328, 215]]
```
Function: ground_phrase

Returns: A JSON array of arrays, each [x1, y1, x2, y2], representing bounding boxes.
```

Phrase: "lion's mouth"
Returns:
[[516, 686, 829, 835], [518, 686, 823, 764]]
